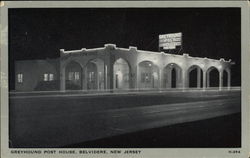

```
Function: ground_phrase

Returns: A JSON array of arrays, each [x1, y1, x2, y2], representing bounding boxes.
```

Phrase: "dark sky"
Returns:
[[8, 8, 241, 88]]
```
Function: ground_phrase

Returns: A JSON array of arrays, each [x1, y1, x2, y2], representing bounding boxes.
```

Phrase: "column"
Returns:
[[227, 70, 231, 90], [60, 66, 65, 91], [81, 67, 88, 90], [130, 65, 137, 90], [206, 71, 210, 88], [203, 70, 206, 91], [137, 65, 141, 90], [159, 68, 163, 90], [197, 68, 201, 88], [96, 64, 102, 90], [219, 70, 223, 91], [97, 71, 99, 90], [106, 62, 114, 90], [81, 68, 85, 90], [110, 65, 114, 90], [104, 65, 107, 90], [182, 68, 188, 91]]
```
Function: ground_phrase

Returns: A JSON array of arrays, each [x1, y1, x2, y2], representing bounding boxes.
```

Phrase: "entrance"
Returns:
[[171, 68, 177, 88]]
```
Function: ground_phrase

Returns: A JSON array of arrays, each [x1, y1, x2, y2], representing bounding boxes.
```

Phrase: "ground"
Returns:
[[9, 89, 241, 148], [64, 113, 241, 148]]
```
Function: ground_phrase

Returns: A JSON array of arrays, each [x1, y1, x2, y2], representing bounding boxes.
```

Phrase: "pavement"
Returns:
[[9, 89, 241, 148], [64, 113, 241, 148]]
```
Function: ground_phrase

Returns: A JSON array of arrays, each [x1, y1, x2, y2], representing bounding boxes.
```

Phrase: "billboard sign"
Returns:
[[159, 32, 182, 50]]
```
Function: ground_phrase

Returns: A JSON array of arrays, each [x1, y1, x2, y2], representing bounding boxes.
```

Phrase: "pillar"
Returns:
[[219, 70, 223, 91], [137, 65, 140, 90], [186, 72, 190, 88], [203, 70, 206, 91], [60, 66, 65, 91], [104, 45, 116, 90], [206, 71, 210, 88], [106, 62, 114, 90], [82, 68, 86, 90], [159, 68, 163, 90], [197, 68, 201, 88], [97, 71, 100, 90], [104, 65, 107, 90], [182, 68, 188, 91], [131, 65, 138, 89]]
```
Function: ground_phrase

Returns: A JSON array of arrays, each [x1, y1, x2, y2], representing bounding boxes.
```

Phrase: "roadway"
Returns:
[[9, 89, 241, 148]]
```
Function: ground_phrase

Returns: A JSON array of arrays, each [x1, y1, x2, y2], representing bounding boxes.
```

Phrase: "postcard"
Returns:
[[1, 1, 249, 158]]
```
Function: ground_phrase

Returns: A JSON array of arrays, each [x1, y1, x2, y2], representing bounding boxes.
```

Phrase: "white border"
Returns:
[[1, 1, 249, 158]]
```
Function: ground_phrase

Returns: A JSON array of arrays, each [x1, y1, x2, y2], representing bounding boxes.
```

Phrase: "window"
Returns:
[[75, 72, 80, 80], [44, 73, 54, 81], [69, 72, 74, 81], [88, 72, 95, 82], [69, 72, 80, 81], [17, 73, 23, 83], [49, 74, 54, 81], [44, 74, 49, 81], [145, 74, 150, 83]]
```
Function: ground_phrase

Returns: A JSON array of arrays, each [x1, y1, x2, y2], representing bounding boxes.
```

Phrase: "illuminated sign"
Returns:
[[159, 32, 182, 50]]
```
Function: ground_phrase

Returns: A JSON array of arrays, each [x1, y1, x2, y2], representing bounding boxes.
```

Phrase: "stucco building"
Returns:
[[15, 44, 233, 91]]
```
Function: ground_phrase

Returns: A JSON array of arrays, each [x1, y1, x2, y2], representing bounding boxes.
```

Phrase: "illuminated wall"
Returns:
[[15, 44, 233, 91]]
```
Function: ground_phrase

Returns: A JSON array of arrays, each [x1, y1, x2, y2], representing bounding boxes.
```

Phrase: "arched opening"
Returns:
[[188, 65, 203, 88], [207, 67, 219, 88], [84, 58, 105, 90], [138, 61, 159, 89], [65, 61, 82, 90], [86, 62, 97, 90], [189, 68, 197, 88], [171, 68, 177, 88], [223, 70, 228, 87], [113, 58, 131, 89], [163, 63, 182, 88]]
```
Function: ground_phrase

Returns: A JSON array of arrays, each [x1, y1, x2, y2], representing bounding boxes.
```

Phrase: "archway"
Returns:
[[138, 61, 159, 89], [206, 67, 219, 88], [65, 61, 82, 90], [84, 58, 105, 90], [171, 68, 177, 88], [113, 58, 131, 89], [163, 63, 182, 88], [188, 65, 203, 88], [223, 70, 228, 87]]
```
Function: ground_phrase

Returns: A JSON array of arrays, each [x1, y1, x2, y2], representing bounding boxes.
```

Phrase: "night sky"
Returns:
[[8, 8, 241, 89]]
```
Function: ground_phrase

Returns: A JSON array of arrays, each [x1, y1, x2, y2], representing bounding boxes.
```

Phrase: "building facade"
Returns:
[[15, 44, 233, 91]]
